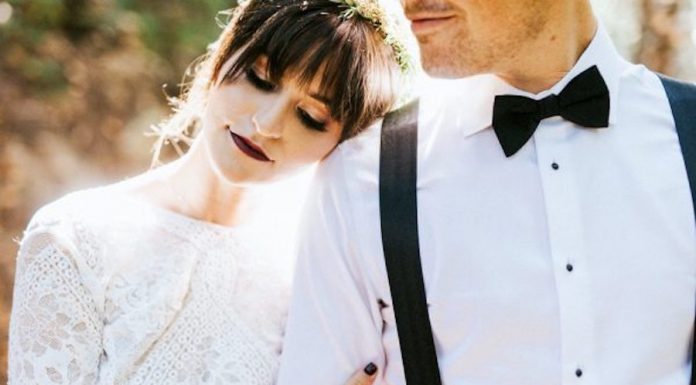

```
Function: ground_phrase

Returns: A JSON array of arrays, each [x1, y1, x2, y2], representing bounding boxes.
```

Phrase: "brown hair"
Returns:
[[151, 0, 403, 164]]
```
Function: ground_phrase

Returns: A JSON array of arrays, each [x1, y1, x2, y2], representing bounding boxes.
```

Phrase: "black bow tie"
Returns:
[[492, 65, 610, 157]]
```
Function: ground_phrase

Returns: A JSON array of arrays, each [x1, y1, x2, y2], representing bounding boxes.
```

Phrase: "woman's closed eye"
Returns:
[[245, 68, 276, 92], [296, 106, 327, 132]]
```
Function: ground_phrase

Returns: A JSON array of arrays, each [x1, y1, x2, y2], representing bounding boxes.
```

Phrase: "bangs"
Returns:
[[212, 0, 399, 139]]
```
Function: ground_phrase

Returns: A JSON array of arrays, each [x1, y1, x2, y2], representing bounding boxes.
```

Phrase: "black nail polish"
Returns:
[[364, 363, 377, 376]]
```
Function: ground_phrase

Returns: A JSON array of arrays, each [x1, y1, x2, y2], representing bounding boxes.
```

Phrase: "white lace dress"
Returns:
[[8, 187, 291, 385]]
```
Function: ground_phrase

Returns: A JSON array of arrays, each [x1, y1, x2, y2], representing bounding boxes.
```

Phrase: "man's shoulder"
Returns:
[[317, 119, 383, 187], [652, 72, 696, 100], [319, 77, 483, 178]]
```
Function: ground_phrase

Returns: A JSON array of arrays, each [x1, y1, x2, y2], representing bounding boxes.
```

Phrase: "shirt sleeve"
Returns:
[[276, 155, 386, 384], [8, 219, 103, 385]]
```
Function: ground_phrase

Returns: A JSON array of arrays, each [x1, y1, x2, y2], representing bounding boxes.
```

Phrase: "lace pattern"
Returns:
[[8, 188, 290, 385], [9, 214, 104, 385]]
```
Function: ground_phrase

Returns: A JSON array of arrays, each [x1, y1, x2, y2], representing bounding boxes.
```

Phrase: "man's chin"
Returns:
[[420, 57, 474, 79], [417, 43, 476, 79]]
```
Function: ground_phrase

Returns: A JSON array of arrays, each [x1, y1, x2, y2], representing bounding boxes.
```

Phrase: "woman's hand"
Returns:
[[344, 363, 378, 385]]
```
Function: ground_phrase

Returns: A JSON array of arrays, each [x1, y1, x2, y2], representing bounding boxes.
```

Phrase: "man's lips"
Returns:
[[407, 14, 455, 34], [227, 128, 272, 162]]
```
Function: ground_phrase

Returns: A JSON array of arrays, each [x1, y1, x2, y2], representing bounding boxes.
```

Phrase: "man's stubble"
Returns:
[[416, 1, 551, 78]]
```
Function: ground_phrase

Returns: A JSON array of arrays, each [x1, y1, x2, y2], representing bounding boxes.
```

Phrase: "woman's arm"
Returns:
[[8, 225, 103, 385]]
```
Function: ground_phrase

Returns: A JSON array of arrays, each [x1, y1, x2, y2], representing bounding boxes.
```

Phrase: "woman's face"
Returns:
[[200, 55, 343, 184]]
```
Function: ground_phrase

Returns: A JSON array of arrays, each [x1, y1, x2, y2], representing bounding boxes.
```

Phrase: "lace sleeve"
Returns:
[[8, 224, 104, 385]]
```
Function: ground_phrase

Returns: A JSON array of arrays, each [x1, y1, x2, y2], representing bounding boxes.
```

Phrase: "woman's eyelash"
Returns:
[[245, 68, 276, 92], [296, 107, 327, 132], [243, 68, 326, 132]]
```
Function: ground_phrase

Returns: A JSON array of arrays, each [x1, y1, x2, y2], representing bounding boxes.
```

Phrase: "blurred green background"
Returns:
[[0, 1, 235, 380], [0, 0, 695, 382]]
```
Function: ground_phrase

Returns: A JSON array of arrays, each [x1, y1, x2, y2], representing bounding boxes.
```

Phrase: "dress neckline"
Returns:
[[111, 189, 246, 236]]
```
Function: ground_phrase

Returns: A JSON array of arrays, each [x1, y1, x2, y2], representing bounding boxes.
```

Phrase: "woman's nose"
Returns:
[[251, 98, 286, 139], [252, 113, 283, 139]]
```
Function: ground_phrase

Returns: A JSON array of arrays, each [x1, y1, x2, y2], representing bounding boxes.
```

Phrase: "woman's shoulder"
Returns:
[[27, 165, 172, 232], [27, 184, 132, 236], [13, 187, 120, 302], [22, 174, 171, 265]]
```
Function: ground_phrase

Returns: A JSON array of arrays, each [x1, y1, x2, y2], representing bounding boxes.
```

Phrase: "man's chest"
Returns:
[[349, 101, 695, 384]]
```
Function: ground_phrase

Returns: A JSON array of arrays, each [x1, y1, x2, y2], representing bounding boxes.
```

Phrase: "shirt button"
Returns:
[[575, 368, 583, 377], [551, 162, 560, 170], [566, 263, 574, 272]]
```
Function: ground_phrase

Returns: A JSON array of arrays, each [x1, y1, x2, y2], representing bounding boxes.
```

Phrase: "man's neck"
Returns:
[[497, 2, 597, 94]]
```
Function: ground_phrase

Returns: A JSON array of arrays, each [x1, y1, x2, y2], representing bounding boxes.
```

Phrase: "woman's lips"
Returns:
[[228, 128, 272, 162]]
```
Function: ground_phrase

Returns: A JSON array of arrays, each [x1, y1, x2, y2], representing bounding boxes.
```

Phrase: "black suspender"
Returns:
[[658, 74, 696, 385], [379, 100, 443, 385], [379, 76, 696, 384]]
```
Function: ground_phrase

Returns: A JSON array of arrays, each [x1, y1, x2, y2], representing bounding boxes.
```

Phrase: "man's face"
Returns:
[[402, 0, 550, 78]]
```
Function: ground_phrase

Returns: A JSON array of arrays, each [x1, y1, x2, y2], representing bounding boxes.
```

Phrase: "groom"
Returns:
[[278, 0, 695, 384]]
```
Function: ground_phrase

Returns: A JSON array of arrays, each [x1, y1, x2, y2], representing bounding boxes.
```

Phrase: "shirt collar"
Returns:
[[455, 21, 628, 138]]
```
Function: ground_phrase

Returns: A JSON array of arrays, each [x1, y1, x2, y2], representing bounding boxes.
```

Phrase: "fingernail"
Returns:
[[364, 362, 378, 376]]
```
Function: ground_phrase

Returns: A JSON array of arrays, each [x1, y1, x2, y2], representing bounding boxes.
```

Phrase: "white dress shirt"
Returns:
[[277, 24, 696, 385]]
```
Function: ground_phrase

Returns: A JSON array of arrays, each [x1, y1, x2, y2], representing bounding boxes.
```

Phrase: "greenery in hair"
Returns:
[[329, 0, 413, 73]]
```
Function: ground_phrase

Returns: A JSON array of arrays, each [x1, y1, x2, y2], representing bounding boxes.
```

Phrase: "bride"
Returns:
[[7, 0, 410, 383]]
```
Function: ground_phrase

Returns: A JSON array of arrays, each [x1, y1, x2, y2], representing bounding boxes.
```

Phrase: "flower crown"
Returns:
[[329, 0, 413, 73]]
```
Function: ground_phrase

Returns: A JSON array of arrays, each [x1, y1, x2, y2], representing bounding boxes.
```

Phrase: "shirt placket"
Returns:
[[533, 119, 598, 385]]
